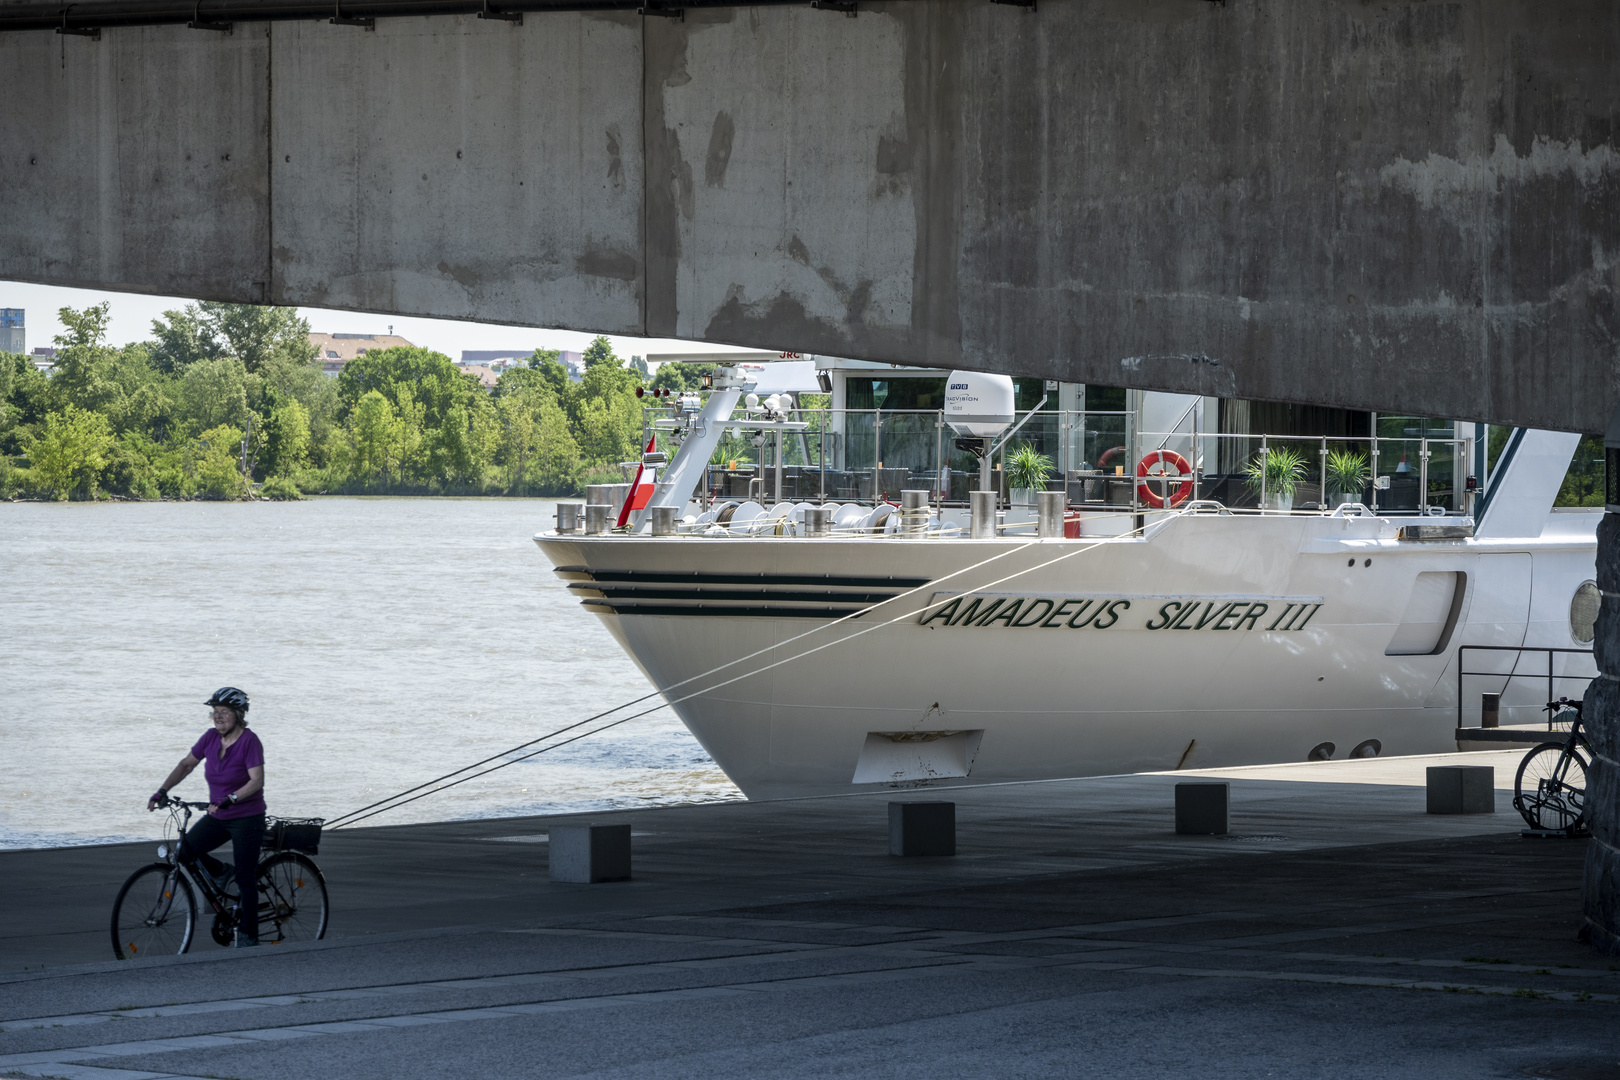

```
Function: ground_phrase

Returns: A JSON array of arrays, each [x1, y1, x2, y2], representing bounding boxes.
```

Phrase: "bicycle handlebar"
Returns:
[[151, 796, 211, 811]]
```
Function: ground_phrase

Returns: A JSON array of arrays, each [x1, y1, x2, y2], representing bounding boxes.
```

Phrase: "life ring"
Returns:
[[1136, 449, 1194, 509]]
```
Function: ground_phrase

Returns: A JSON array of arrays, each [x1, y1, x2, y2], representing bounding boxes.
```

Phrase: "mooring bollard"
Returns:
[[971, 490, 996, 539], [889, 801, 955, 856], [900, 489, 930, 535], [556, 502, 584, 534], [1175, 782, 1230, 835], [1037, 490, 1065, 538], [584, 504, 611, 535], [548, 823, 632, 883], [1426, 765, 1495, 815], [650, 505, 677, 536], [805, 505, 834, 536]]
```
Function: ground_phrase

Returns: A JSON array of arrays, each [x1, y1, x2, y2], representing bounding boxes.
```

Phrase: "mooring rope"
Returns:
[[327, 506, 1188, 829]]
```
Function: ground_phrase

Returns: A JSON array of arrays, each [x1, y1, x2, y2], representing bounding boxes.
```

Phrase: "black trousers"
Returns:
[[180, 812, 264, 940]]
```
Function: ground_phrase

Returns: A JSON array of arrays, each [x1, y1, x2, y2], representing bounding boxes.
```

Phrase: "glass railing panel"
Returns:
[[1371, 438, 1423, 513]]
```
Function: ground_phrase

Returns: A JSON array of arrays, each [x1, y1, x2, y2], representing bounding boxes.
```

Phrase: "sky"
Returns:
[[0, 280, 757, 365]]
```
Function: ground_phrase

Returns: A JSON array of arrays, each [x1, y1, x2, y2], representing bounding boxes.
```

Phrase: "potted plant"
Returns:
[[1006, 444, 1054, 506], [1244, 445, 1306, 511], [1325, 449, 1369, 506]]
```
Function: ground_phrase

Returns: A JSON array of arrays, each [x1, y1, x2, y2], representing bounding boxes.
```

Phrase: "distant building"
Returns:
[[1, 309, 24, 355], [30, 347, 54, 373], [459, 364, 499, 390], [308, 332, 416, 377], [459, 349, 584, 381]]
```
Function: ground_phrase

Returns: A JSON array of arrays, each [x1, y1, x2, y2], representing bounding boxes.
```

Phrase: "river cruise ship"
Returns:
[[535, 355, 1598, 800]]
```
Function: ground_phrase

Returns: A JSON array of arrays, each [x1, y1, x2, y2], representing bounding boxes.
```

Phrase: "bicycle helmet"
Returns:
[[204, 686, 250, 715]]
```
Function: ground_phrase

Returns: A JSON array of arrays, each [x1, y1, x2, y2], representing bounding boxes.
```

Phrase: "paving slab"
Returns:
[[2, 751, 1616, 1080]]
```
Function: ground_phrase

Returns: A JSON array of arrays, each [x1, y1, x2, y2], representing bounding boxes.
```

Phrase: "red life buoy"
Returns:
[[1136, 449, 1194, 508], [1096, 446, 1127, 471]]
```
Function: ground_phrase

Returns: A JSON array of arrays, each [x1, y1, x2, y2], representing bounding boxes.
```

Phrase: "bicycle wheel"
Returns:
[[111, 863, 196, 960], [1513, 742, 1589, 832], [257, 852, 328, 944]]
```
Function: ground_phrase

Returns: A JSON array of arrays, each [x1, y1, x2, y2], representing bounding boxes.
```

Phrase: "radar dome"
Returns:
[[944, 371, 1016, 438]]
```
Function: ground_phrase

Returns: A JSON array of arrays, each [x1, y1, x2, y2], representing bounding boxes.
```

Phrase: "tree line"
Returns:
[[0, 302, 700, 501]]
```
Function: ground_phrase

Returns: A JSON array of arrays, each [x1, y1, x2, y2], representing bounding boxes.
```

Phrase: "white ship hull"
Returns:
[[537, 506, 1598, 800]]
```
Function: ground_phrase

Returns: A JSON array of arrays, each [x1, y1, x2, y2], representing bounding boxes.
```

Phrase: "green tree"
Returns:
[[50, 303, 124, 416], [179, 357, 252, 434], [650, 362, 714, 393], [149, 305, 226, 374], [0, 354, 53, 454], [192, 424, 249, 499], [496, 387, 543, 492], [351, 389, 402, 483], [337, 347, 473, 426], [26, 406, 115, 499], [393, 384, 428, 480], [531, 394, 581, 493], [203, 303, 316, 374], [529, 352, 573, 401], [261, 396, 311, 477], [56, 303, 111, 350], [582, 336, 618, 371]]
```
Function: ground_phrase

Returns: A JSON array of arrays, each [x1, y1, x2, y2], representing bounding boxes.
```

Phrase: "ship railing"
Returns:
[[671, 404, 1470, 518], [1453, 644, 1596, 732]]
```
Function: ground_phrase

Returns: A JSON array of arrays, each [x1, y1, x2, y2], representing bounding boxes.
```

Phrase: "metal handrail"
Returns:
[[1454, 644, 1596, 730]]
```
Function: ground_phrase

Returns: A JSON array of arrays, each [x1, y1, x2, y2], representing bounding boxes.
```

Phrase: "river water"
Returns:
[[0, 498, 741, 850]]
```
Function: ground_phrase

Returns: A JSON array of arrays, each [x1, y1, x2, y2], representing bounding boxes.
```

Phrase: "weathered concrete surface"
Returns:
[[1, 752, 1615, 1080], [3, 1, 1619, 430], [269, 14, 645, 335], [0, 26, 270, 301]]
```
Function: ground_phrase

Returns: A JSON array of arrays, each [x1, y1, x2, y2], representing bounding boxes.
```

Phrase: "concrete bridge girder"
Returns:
[[1, 0, 1617, 430]]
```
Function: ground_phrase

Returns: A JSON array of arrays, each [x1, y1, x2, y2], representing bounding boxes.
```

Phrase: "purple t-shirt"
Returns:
[[190, 728, 266, 819]]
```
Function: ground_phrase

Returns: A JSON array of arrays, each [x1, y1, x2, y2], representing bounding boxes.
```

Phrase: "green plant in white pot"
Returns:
[[1244, 446, 1306, 511], [1325, 449, 1369, 506], [1006, 444, 1054, 506]]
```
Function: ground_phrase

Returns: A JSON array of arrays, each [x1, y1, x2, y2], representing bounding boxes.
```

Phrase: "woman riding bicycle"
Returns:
[[147, 687, 266, 948]]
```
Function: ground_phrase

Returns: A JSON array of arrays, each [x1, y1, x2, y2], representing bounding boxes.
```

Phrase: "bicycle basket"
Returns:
[[265, 816, 324, 854]]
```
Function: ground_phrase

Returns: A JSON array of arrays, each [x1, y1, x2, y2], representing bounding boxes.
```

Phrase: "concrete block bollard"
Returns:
[[1426, 766, 1495, 815], [889, 802, 955, 856], [549, 823, 632, 883], [1175, 782, 1229, 835]]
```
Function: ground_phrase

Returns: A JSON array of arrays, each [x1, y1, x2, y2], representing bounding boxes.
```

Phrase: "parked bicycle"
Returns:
[[111, 797, 328, 959], [1511, 697, 1591, 834]]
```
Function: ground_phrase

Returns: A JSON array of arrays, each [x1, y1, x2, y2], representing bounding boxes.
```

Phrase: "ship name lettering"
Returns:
[[921, 595, 1316, 631]]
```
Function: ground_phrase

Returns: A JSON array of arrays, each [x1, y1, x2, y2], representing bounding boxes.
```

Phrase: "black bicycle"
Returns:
[[111, 797, 329, 959], [1512, 697, 1592, 834]]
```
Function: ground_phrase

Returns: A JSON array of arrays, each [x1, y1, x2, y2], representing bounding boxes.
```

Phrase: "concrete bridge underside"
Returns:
[[1, 0, 1617, 430]]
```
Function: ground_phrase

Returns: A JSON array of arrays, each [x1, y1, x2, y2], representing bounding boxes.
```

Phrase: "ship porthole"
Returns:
[[1570, 580, 1600, 644]]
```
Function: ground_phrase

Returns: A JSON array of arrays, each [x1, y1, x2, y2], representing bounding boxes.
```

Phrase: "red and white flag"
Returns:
[[616, 436, 659, 528]]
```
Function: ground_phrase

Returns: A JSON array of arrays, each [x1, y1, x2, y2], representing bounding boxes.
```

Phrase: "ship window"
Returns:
[[1385, 571, 1467, 656], [1571, 580, 1600, 644]]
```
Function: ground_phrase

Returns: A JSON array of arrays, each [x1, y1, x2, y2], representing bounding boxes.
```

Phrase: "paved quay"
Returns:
[[2, 750, 1617, 1080]]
